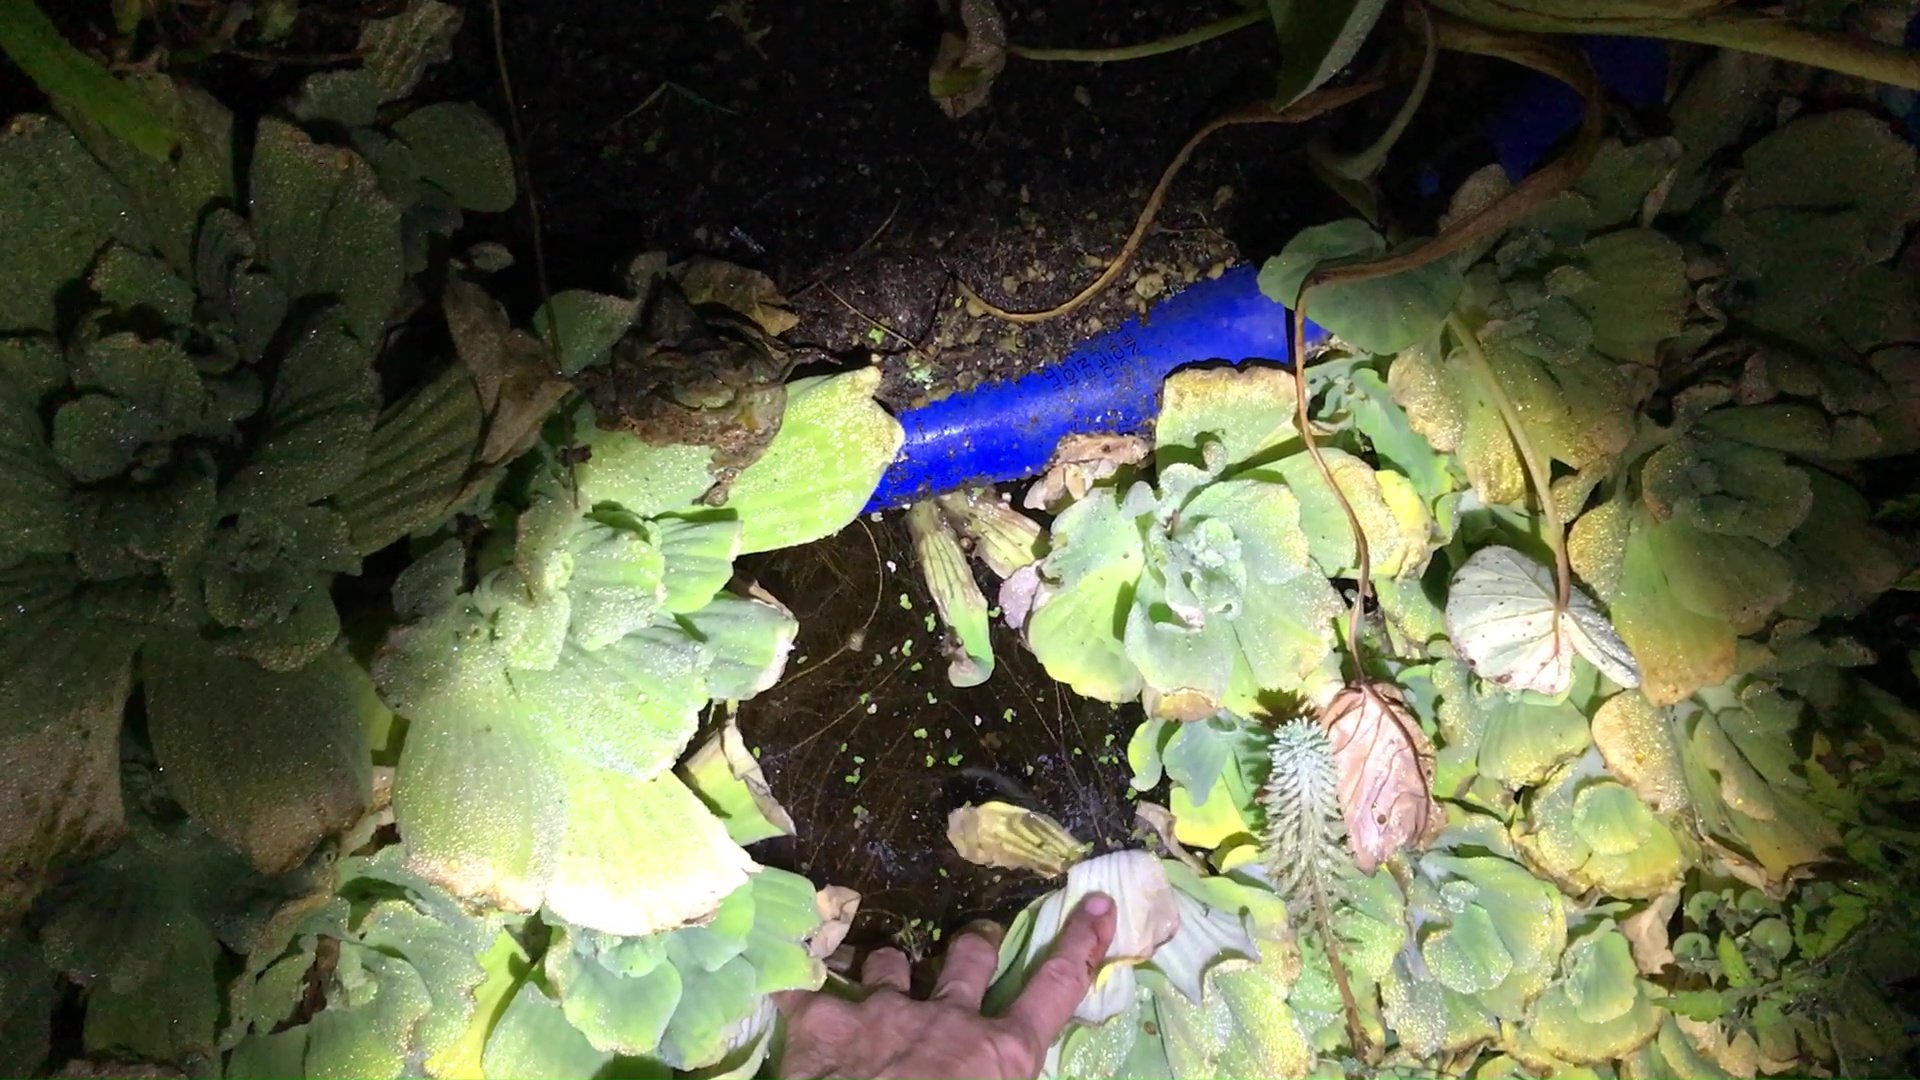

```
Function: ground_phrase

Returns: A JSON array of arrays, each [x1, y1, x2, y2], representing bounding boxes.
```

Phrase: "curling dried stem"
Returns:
[[957, 80, 1384, 325], [1449, 312, 1570, 619], [1008, 8, 1265, 63], [1285, 18, 1597, 656], [1291, 313, 1373, 679]]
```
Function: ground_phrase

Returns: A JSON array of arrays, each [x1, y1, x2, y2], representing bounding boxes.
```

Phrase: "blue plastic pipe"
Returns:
[[861, 36, 1672, 512], [864, 266, 1329, 509]]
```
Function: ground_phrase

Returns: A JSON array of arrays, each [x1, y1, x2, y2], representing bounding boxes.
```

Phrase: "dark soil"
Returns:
[[731, 515, 1139, 957], [439, 0, 1514, 408]]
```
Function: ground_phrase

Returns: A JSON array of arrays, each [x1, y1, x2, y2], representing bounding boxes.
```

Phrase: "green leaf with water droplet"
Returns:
[[376, 478, 787, 934], [1425, 904, 1515, 996], [1476, 688, 1594, 790], [1778, 467, 1906, 622], [1680, 685, 1840, 887], [0, 111, 142, 335], [221, 322, 379, 514], [682, 593, 798, 703], [0, 564, 147, 918], [1518, 927, 1662, 1065], [331, 364, 489, 555], [1337, 365, 1462, 515], [249, 119, 403, 347], [40, 817, 274, 1064], [719, 368, 903, 553], [1566, 929, 1639, 1025], [1566, 229, 1689, 364], [1518, 759, 1684, 900], [142, 635, 372, 875], [1419, 853, 1566, 1020], [0, 928, 53, 1075], [391, 101, 516, 213], [535, 290, 637, 377], [1261, 218, 1460, 356], [545, 868, 819, 1066], [289, 0, 463, 129]]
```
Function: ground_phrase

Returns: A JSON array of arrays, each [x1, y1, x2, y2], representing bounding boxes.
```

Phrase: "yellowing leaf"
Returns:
[[1265, 447, 1434, 579], [545, 765, 755, 938], [1170, 772, 1252, 851], [677, 715, 795, 846], [1607, 512, 1739, 707], [946, 800, 1088, 876], [1590, 691, 1689, 814], [1156, 362, 1299, 471]]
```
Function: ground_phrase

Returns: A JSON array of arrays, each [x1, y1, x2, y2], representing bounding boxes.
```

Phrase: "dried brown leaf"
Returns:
[[929, 0, 1006, 118], [809, 884, 861, 961], [1319, 682, 1443, 874], [442, 275, 570, 467], [1022, 433, 1150, 512], [1621, 888, 1680, 976], [673, 256, 799, 337]]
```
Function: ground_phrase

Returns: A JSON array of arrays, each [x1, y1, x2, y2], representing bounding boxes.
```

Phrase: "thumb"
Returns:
[[1001, 893, 1116, 1049]]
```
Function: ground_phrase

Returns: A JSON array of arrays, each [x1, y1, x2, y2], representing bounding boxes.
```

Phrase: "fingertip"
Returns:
[[1076, 892, 1117, 952], [958, 917, 1008, 949]]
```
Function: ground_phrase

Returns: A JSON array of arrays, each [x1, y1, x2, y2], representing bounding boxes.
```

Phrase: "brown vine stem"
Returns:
[[956, 79, 1385, 325], [1312, 873, 1371, 1061], [1008, 8, 1266, 62], [1298, 14, 1605, 295], [1289, 16, 1600, 654], [1290, 314, 1373, 678], [1441, 1, 1920, 91], [1449, 311, 1571, 620]]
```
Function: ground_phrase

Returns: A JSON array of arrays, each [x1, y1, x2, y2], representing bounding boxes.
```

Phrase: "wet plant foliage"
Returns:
[[3, 2, 1920, 1079]]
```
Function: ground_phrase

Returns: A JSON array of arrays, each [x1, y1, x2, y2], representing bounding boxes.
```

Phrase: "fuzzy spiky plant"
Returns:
[[1262, 717, 1368, 1053], [1262, 718, 1348, 907]]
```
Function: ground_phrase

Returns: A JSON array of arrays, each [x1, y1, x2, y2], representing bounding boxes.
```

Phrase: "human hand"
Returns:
[[772, 893, 1117, 1080]]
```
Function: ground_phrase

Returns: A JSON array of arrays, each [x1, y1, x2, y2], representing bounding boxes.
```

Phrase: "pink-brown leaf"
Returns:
[[1320, 682, 1444, 874]]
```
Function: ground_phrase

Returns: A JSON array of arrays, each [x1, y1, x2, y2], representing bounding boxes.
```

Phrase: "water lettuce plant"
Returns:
[[0, 3, 895, 1072], [8, 3, 1920, 1078], [1014, 363, 1432, 721], [0, 0, 526, 921], [1007, 51, 1920, 1079], [373, 456, 799, 935]]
